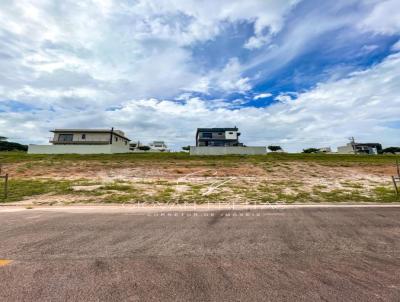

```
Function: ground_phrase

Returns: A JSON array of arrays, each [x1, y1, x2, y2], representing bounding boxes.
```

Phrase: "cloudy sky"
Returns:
[[0, 0, 399, 151]]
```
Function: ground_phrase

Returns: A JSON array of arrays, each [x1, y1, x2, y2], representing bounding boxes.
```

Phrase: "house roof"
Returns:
[[354, 143, 381, 147], [197, 127, 238, 132], [50, 129, 131, 141]]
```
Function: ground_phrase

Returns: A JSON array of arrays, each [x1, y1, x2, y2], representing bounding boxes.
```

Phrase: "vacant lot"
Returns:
[[0, 152, 399, 205]]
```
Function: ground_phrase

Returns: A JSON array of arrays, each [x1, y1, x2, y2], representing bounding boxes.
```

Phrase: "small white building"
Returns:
[[318, 147, 332, 153], [149, 141, 169, 152], [28, 128, 131, 154], [129, 141, 170, 152]]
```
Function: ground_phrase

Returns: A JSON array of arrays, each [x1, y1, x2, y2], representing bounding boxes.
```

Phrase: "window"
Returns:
[[58, 134, 73, 142], [82, 134, 86, 139], [202, 132, 212, 138], [115, 136, 118, 142], [229, 132, 233, 134], [125, 141, 127, 145], [218, 132, 223, 135]]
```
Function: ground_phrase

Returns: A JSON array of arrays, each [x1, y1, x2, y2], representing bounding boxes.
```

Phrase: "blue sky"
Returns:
[[0, 0, 400, 151]]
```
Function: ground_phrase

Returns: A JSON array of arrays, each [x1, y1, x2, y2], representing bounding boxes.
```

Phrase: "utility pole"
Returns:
[[348, 137, 356, 154], [110, 127, 114, 145]]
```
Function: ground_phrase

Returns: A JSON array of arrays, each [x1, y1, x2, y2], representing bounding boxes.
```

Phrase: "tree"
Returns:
[[0, 141, 28, 152], [268, 145, 282, 152], [0, 136, 7, 141], [302, 148, 320, 154], [181, 146, 190, 151], [381, 147, 400, 154]]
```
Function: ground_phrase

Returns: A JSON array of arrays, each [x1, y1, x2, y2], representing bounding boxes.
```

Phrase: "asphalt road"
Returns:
[[0, 206, 399, 301]]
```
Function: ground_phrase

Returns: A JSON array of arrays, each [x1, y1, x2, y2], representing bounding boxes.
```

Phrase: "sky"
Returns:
[[0, 0, 400, 151]]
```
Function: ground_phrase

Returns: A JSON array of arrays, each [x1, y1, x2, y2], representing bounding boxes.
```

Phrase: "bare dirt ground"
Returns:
[[2, 158, 398, 205], [5, 160, 396, 180]]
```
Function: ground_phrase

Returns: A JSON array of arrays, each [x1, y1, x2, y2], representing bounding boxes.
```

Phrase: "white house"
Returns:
[[149, 141, 169, 152], [28, 128, 131, 154]]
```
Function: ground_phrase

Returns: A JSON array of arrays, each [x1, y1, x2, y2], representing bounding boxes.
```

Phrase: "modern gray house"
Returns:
[[196, 127, 243, 147], [191, 127, 266, 155]]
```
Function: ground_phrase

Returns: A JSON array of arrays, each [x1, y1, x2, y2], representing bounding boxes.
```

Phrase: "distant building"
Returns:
[[196, 127, 243, 147], [337, 142, 382, 155], [130, 141, 169, 152], [318, 147, 332, 153], [28, 128, 131, 154], [149, 141, 169, 152], [129, 141, 144, 151]]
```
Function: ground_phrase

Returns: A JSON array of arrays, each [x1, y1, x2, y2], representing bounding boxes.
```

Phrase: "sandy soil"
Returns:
[[2, 160, 396, 205]]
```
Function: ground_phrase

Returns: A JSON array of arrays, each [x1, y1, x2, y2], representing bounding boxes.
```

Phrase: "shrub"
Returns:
[[381, 147, 400, 154], [268, 145, 282, 152], [0, 141, 28, 152], [303, 148, 320, 154]]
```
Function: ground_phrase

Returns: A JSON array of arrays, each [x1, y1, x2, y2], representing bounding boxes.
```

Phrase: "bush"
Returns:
[[268, 145, 282, 152], [0, 141, 28, 152], [303, 148, 320, 154], [381, 147, 400, 154]]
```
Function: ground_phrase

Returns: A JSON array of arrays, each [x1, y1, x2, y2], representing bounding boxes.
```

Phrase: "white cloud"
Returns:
[[274, 94, 294, 103], [244, 35, 271, 50], [184, 58, 251, 94], [359, 0, 400, 35], [215, 58, 251, 93], [0, 0, 302, 104], [2, 53, 400, 151], [254, 93, 272, 100], [392, 40, 400, 51], [1, 0, 400, 151], [131, 0, 300, 46]]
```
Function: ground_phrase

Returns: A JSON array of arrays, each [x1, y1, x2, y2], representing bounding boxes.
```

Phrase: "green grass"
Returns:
[[1, 151, 399, 165], [0, 177, 398, 204], [98, 183, 136, 192], [0, 179, 74, 202], [1, 151, 399, 204]]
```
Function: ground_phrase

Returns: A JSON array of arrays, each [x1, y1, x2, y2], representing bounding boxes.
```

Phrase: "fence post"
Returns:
[[4, 174, 8, 199], [397, 159, 400, 177], [393, 176, 399, 196]]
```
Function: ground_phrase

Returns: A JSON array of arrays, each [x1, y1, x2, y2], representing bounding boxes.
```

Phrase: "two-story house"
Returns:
[[195, 127, 243, 147], [50, 128, 130, 146], [28, 128, 131, 154]]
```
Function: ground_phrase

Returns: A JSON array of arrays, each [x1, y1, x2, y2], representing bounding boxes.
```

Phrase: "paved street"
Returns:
[[0, 206, 399, 301]]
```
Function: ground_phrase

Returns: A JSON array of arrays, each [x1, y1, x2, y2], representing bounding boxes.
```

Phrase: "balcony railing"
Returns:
[[50, 140, 110, 145]]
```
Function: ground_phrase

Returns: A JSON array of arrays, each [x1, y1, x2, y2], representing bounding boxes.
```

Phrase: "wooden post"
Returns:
[[4, 174, 8, 199], [397, 159, 400, 177], [393, 176, 399, 196]]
